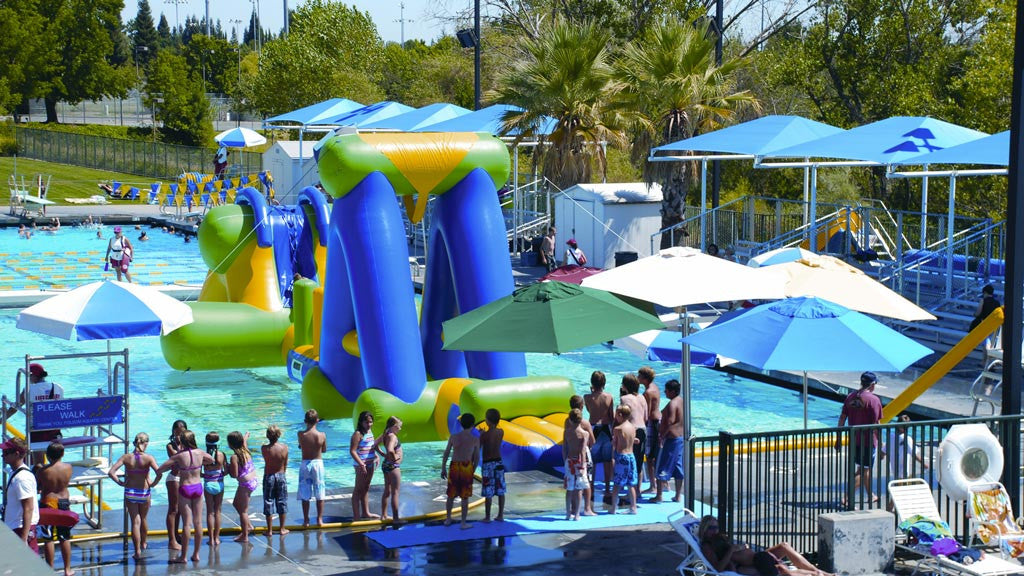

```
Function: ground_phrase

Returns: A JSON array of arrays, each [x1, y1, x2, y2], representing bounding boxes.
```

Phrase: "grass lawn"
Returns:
[[1, 157, 147, 203]]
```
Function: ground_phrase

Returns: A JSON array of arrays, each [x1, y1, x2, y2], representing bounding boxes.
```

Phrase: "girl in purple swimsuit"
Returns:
[[228, 431, 258, 543], [157, 430, 214, 564], [108, 432, 162, 560]]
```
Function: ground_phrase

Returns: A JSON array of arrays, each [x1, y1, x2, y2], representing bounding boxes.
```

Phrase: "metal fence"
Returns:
[[688, 414, 1023, 554], [14, 127, 262, 181]]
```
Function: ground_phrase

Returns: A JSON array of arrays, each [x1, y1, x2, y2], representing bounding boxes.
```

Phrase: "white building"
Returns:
[[262, 141, 319, 205], [553, 182, 663, 269]]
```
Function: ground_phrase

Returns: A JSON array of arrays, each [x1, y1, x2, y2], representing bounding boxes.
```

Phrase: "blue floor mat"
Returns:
[[367, 499, 715, 549]]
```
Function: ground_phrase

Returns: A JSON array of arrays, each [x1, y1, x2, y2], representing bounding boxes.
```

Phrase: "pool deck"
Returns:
[[58, 471, 682, 576]]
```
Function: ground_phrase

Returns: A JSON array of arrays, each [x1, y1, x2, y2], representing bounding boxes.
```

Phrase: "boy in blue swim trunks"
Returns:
[[584, 371, 615, 503], [262, 425, 289, 537], [480, 408, 506, 522], [654, 379, 685, 503], [610, 405, 638, 514]]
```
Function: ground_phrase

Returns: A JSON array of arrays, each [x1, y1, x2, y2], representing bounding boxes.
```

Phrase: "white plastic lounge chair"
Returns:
[[889, 478, 1024, 576], [968, 481, 1024, 559], [667, 509, 745, 576]]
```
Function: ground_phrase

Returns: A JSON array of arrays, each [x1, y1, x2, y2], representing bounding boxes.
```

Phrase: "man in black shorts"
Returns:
[[835, 372, 883, 506]]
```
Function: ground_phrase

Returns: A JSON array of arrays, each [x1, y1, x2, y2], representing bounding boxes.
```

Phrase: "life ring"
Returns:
[[938, 423, 1003, 501]]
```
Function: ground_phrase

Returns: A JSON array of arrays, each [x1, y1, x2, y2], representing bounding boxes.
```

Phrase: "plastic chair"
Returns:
[[889, 478, 1024, 576], [667, 509, 745, 576], [969, 482, 1024, 559]]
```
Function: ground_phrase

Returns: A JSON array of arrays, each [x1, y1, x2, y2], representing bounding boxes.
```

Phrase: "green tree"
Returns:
[[130, 0, 160, 67], [489, 18, 621, 188], [616, 21, 758, 244], [0, 0, 49, 117], [34, 0, 132, 122], [247, 0, 384, 115], [145, 51, 212, 145]]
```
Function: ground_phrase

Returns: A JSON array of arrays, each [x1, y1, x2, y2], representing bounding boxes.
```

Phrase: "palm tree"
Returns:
[[615, 22, 760, 248], [488, 18, 623, 189]]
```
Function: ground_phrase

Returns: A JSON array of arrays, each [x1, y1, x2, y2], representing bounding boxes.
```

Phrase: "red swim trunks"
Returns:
[[446, 460, 474, 499]]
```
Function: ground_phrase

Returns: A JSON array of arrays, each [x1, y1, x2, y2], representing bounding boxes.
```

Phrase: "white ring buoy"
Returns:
[[938, 423, 1003, 501]]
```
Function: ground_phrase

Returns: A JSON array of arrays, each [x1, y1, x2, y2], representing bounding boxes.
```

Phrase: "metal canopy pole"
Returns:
[[1002, 2, 1024, 514]]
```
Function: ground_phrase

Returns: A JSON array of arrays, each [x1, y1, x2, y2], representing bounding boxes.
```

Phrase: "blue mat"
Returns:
[[366, 500, 715, 549]]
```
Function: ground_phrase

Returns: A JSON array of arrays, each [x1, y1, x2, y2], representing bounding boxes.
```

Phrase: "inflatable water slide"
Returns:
[[161, 133, 571, 471]]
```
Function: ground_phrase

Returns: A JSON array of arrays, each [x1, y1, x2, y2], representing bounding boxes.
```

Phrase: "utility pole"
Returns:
[[283, 0, 289, 36], [230, 18, 243, 127], [205, 0, 210, 35], [474, 0, 481, 110], [395, 2, 414, 46]]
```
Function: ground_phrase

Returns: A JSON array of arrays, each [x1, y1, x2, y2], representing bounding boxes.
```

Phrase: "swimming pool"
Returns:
[[0, 225, 208, 290], [0, 308, 841, 509]]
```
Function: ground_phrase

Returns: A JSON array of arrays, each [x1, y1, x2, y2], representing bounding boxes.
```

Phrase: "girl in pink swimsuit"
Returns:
[[228, 431, 258, 543], [157, 430, 214, 564], [108, 433, 162, 560]]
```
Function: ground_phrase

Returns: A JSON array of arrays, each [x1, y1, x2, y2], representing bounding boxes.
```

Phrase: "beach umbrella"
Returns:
[[540, 264, 605, 285], [214, 127, 267, 148], [16, 280, 193, 340], [683, 296, 933, 427], [582, 247, 787, 440], [747, 247, 817, 268], [754, 254, 936, 322], [615, 329, 716, 366], [441, 281, 664, 354]]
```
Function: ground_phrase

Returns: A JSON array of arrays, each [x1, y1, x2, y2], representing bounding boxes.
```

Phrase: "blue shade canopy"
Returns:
[[682, 296, 932, 371], [652, 115, 844, 156], [325, 101, 415, 127], [416, 104, 556, 136], [900, 130, 1010, 166], [361, 103, 471, 131], [765, 117, 988, 164], [16, 281, 193, 341], [263, 98, 364, 127]]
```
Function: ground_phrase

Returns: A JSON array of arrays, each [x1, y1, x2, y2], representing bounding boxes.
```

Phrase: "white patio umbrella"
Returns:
[[754, 254, 936, 322], [214, 127, 267, 148], [582, 247, 787, 441]]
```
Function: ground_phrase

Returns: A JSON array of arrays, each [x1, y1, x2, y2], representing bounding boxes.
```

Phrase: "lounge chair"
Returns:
[[889, 478, 1024, 576], [969, 482, 1024, 559], [667, 509, 745, 576]]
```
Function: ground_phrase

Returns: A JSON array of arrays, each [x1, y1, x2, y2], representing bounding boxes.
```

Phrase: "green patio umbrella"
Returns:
[[441, 281, 665, 354]]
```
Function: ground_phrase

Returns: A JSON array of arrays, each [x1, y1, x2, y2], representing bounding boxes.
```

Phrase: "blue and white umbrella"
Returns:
[[683, 297, 932, 427], [16, 281, 193, 341], [214, 127, 267, 148]]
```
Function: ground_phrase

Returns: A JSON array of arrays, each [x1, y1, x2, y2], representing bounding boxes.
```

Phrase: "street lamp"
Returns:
[[134, 45, 148, 125], [165, 0, 188, 35], [229, 18, 243, 127]]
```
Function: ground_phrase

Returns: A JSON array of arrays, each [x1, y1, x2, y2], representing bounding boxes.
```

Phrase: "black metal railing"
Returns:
[[688, 414, 1023, 553]]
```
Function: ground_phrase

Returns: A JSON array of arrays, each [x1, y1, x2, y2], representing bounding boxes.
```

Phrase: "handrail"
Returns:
[[879, 219, 1004, 284]]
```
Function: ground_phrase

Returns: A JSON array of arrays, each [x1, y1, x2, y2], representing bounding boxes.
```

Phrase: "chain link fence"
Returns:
[[15, 126, 262, 181]]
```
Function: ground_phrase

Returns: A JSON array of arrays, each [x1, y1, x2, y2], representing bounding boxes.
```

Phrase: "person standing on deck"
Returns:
[[835, 372, 883, 506]]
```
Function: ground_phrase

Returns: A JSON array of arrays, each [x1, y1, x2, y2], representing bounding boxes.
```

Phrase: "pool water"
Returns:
[[0, 309, 842, 509], [0, 225, 208, 290]]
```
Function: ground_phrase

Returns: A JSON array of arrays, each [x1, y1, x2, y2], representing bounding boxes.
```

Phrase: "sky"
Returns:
[[121, 0, 449, 45]]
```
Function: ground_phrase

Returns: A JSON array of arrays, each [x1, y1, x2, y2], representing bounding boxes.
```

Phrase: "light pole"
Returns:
[[249, 0, 262, 60], [473, 0, 480, 110], [134, 45, 148, 125], [165, 0, 188, 35], [230, 18, 243, 127]]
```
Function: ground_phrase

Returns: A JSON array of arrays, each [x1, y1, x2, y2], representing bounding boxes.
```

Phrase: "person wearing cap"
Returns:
[[563, 238, 588, 267], [834, 372, 883, 506], [1, 437, 40, 553], [104, 226, 133, 283]]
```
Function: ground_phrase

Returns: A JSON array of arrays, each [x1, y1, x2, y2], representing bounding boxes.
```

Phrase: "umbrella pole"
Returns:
[[680, 308, 691, 444], [803, 370, 808, 429], [107, 340, 112, 388]]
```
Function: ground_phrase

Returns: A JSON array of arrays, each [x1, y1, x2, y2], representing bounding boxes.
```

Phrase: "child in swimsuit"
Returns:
[[376, 417, 403, 522], [108, 432, 162, 560], [349, 411, 379, 521], [228, 431, 258, 542], [165, 420, 187, 551], [156, 430, 214, 564], [202, 432, 227, 546]]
